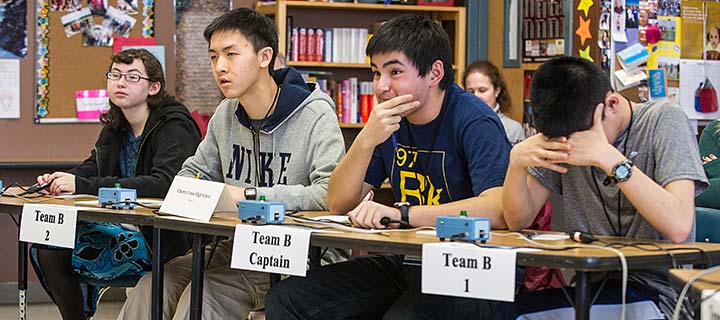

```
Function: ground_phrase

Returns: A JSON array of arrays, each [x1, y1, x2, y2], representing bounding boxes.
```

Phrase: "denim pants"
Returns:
[[265, 254, 498, 320]]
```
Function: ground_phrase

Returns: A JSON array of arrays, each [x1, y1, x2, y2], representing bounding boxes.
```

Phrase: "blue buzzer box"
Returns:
[[436, 216, 491, 242], [98, 187, 137, 209], [238, 200, 285, 224]]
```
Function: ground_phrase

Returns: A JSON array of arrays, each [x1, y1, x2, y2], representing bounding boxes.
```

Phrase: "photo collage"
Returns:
[[56, 0, 138, 47], [609, 0, 685, 103]]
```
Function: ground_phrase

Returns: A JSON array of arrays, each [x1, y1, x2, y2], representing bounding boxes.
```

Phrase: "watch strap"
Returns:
[[400, 205, 410, 228]]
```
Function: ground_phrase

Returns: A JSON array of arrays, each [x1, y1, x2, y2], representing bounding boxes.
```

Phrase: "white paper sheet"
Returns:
[[0, 59, 20, 118]]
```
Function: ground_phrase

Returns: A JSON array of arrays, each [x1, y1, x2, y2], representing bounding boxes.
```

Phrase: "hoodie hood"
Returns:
[[234, 67, 334, 133], [144, 98, 199, 135]]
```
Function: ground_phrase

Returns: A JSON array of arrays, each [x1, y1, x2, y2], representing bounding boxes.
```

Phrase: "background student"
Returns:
[[266, 14, 511, 320], [463, 60, 526, 144], [31, 48, 201, 320], [498, 56, 707, 319], [118, 8, 346, 320]]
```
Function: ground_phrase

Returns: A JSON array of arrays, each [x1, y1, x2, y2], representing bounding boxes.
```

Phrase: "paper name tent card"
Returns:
[[159, 176, 237, 222], [617, 43, 649, 70]]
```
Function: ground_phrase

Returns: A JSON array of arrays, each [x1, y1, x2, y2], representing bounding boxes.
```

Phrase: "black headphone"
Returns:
[[590, 96, 635, 237]]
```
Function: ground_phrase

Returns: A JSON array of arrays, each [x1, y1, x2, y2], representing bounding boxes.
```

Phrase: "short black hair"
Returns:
[[366, 15, 454, 90], [530, 56, 611, 138], [203, 7, 278, 75]]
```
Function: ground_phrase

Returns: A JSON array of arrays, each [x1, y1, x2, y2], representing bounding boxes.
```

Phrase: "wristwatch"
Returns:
[[244, 187, 257, 200], [394, 202, 411, 228], [608, 159, 634, 184]]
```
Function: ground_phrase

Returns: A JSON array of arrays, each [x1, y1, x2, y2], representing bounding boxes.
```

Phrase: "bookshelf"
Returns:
[[255, 0, 467, 84]]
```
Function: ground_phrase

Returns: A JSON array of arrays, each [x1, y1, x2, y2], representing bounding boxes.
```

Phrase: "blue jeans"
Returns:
[[265, 254, 497, 320]]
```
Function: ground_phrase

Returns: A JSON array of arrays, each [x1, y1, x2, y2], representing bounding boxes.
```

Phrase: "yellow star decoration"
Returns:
[[577, 0, 594, 17], [576, 16, 592, 46], [578, 46, 594, 62]]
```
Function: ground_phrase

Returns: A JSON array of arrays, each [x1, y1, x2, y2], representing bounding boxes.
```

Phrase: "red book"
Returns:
[[298, 28, 307, 61], [315, 29, 324, 62], [307, 29, 316, 63]]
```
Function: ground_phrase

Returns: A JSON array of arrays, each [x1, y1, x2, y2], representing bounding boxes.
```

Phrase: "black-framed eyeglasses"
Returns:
[[106, 72, 151, 83]]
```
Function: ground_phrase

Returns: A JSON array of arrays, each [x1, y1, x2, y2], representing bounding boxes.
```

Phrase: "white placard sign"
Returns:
[[422, 242, 518, 302], [230, 224, 311, 276], [159, 176, 237, 222], [701, 289, 720, 320], [19, 204, 77, 249]]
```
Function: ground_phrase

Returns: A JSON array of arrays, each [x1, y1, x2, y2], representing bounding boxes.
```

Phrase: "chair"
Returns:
[[695, 207, 720, 243]]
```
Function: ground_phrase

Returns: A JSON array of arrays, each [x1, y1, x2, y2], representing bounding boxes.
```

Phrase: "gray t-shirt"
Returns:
[[530, 99, 708, 241]]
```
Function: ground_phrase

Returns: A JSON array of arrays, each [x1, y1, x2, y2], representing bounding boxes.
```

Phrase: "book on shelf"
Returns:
[[289, 26, 369, 64]]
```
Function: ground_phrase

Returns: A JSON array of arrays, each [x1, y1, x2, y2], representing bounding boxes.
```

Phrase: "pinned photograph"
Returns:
[[50, 0, 81, 11], [89, 0, 107, 16], [657, 18, 677, 42], [657, 56, 679, 80], [60, 8, 92, 38], [117, 0, 138, 15], [83, 24, 113, 47], [657, 0, 680, 17], [0, 0, 28, 58], [598, 30, 611, 49], [102, 6, 137, 38], [600, 13, 610, 30]]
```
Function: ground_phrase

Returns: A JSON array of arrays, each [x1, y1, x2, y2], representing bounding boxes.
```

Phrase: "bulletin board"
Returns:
[[575, 0, 720, 122], [34, 0, 155, 123]]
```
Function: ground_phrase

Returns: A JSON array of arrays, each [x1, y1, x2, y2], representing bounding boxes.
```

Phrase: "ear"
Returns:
[[494, 87, 501, 99], [258, 46, 274, 70], [148, 81, 161, 96], [427, 60, 445, 87], [603, 93, 622, 116]]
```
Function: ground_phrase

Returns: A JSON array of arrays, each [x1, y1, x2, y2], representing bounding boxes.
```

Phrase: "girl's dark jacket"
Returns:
[[68, 98, 202, 262]]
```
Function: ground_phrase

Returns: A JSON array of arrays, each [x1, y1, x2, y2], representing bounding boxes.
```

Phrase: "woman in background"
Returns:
[[463, 60, 526, 144]]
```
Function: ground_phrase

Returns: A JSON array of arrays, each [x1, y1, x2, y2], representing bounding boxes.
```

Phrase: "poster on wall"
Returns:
[[681, 1, 720, 60], [0, 0, 27, 58], [523, 0, 566, 62]]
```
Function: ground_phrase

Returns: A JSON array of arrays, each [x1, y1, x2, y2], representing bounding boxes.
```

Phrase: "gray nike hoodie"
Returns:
[[178, 67, 345, 210]]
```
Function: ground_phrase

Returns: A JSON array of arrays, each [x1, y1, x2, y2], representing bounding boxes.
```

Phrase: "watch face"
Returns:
[[615, 165, 630, 179]]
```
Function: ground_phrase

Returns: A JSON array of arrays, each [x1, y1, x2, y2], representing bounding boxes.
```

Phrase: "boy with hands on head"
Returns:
[[498, 56, 707, 319]]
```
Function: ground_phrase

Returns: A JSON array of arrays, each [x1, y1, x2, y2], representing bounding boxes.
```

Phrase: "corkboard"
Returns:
[[35, 0, 153, 121]]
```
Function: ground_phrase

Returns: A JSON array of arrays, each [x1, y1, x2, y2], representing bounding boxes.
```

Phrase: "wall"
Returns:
[[486, 1, 540, 124]]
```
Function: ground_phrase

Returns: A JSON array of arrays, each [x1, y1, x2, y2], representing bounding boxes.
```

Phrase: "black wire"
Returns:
[[2, 183, 45, 198], [591, 170, 620, 236], [100, 201, 159, 210], [592, 96, 635, 237], [602, 241, 714, 270]]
